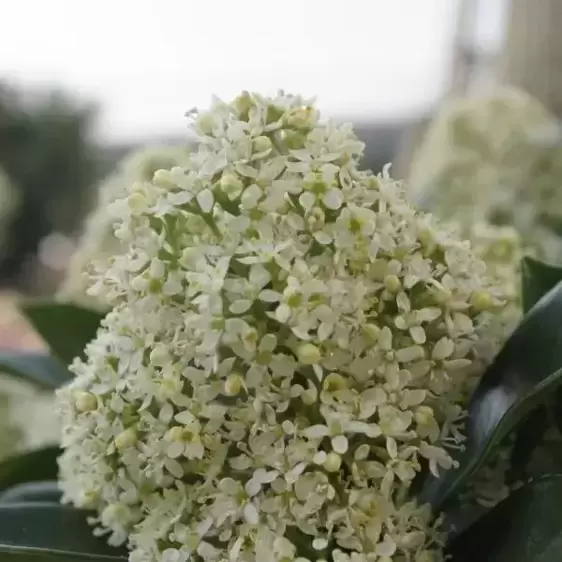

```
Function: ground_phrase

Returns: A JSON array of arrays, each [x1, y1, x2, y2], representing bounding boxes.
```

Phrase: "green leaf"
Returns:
[[0, 503, 127, 561], [0, 447, 60, 492], [447, 475, 562, 562], [0, 351, 71, 390], [508, 408, 550, 482], [442, 503, 489, 541], [514, 256, 562, 476], [521, 431, 562, 478], [521, 255, 562, 313], [0, 482, 61, 504], [419, 282, 562, 510], [20, 300, 104, 365]]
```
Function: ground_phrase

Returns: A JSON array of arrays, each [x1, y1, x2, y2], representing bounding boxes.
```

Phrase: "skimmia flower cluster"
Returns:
[[57, 92, 509, 562], [59, 146, 191, 309], [409, 87, 562, 260]]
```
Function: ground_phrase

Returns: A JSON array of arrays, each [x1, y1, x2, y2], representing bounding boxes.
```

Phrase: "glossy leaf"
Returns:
[[511, 256, 562, 476], [447, 475, 562, 562], [442, 503, 488, 541], [509, 407, 550, 482], [521, 255, 562, 313], [521, 432, 562, 478], [0, 481, 61, 504], [0, 351, 71, 390], [20, 300, 104, 365], [0, 447, 60, 492], [0, 503, 127, 561], [419, 282, 562, 509]]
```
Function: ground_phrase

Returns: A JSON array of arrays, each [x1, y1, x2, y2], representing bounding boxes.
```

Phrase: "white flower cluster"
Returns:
[[409, 87, 562, 261], [59, 146, 191, 309], [58, 92, 509, 562]]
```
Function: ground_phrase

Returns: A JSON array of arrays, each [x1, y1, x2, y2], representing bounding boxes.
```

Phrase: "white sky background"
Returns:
[[0, 0, 507, 143]]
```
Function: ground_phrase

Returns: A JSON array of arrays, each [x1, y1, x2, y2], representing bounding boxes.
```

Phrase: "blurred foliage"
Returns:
[[0, 167, 19, 260], [0, 82, 102, 290]]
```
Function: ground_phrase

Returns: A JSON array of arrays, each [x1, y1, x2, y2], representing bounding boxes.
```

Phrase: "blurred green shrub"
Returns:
[[0, 167, 19, 260], [0, 82, 102, 289]]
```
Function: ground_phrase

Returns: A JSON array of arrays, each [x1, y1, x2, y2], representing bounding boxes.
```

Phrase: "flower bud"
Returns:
[[166, 426, 185, 442], [384, 274, 401, 293], [233, 91, 253, 116], [115, 428, 138, 450], [74, 391, 97, 412], [322, 373, 347, 393], [323, 452, 342, 472], [252, 136, 272, 154], [220, 173, 244, 198], [470, 290, 493, 311], [363, 323, 380, 341], [414, 406, 435, 426], [286, 106, 316, 129], [297, 343, 321, 365], [196, 113, 215, 135], [78, 489, 99, 509], [224, 373, 245, 396], [128, 192, 148, 213], [152, 169, 176, 190]]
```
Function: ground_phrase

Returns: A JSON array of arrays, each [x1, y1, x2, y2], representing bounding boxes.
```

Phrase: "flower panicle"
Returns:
[[57, 91, 510, 562]]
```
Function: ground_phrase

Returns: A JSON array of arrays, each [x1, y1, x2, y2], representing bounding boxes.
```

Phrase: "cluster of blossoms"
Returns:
[[408, 87, 562, 261], [57, 92, 510, 562], [59, 145, 191, 309]]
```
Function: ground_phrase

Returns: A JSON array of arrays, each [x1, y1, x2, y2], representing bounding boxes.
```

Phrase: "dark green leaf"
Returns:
[[0, 447, 60, 492], [447, 475, 562, 562], [549, 386, 562, 441], [442, 503, 489, 541], [522, 432, 562, 478], [0, 503, 127, 561], [419, 282, 562, 510], [509, 408, 550, 482], [0, 548, 122, 562], [516, 256, 562, 475], [0, 481, 61, 504], [521, 255, 562, 313], [20, 300, 104, 365], [0, 351, 71, 390]]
